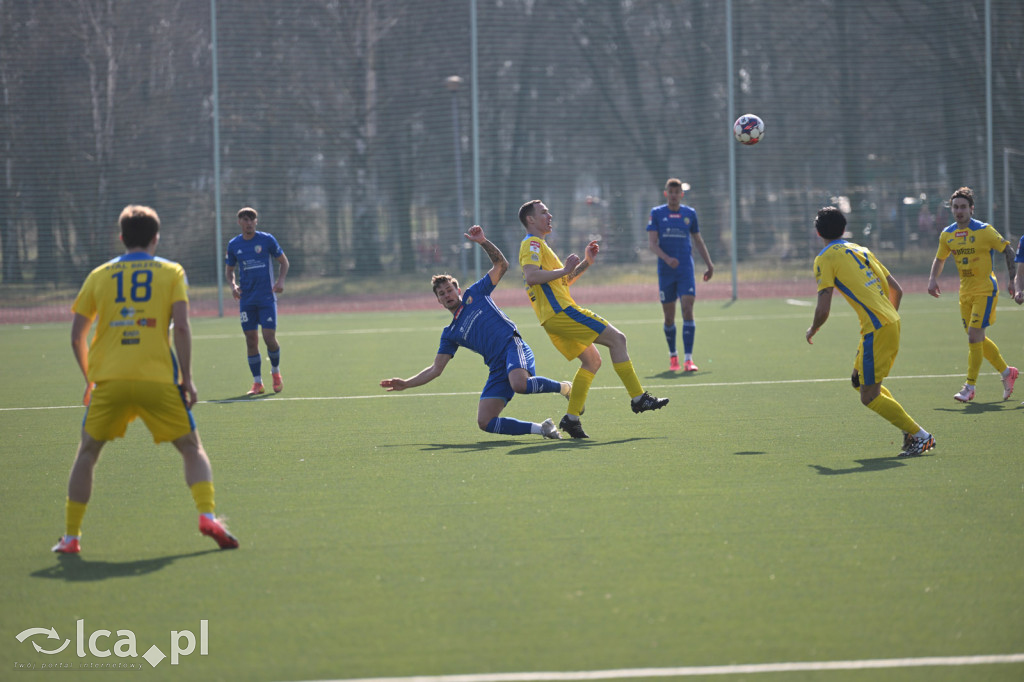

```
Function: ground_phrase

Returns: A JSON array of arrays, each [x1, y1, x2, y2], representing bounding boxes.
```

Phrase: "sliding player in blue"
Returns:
[[380, 225, 572, 439]]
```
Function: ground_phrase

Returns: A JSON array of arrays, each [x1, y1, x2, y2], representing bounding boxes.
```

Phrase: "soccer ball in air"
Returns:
[[733, 114, 765, 145]]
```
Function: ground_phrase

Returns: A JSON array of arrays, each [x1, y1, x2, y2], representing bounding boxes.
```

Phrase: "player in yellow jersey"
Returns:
[[806, 206, 934, 457], [927, 186, 1017, 403], [518, 199, 669, 439], [52, 205, 238, 554]]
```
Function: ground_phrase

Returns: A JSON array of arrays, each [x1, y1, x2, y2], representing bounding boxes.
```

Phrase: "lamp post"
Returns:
[[446, 75, 467, 273]]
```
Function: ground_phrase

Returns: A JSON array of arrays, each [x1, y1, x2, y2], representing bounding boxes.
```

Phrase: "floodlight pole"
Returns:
[[446, 76, 467, 274], [726, 0, 737, 301], [211, 0, 224, 317], [985, 0, 993, 224], [470, 0, 481, 282]]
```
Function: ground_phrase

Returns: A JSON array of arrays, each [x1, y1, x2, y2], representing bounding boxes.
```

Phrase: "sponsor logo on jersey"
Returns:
[[955, 230, 969, 239], [137, 318, 158, 327]]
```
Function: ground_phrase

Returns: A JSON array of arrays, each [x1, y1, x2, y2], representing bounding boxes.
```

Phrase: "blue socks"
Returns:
[[247, 354, 261, 379], [525, 376, 562, 394], [682, 320, 695, 356], [664, 324, 677, 355], [485, 417, 534, 435]]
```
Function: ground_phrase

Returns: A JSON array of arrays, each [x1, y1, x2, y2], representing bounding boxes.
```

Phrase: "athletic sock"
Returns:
[[526, 376, 562, 394], [248, 354, 262, 380], [663, 324, 677, 355], [190, 481, 216, 515], [866, 393, 919, 434], [613, 360, 644, 400], [485, 417, 533, 436], [568, 368, 595, 417], [268, 348, 281, 372], [982, 337, 1008, 373], [65, 499, 88, 538], [966, 341, 984, 385], [682, 320, 695, 356]]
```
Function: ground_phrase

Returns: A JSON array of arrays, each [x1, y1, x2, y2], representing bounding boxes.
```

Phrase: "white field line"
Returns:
[[0, 373, 979, 411], [283, 653, 1024, 682]]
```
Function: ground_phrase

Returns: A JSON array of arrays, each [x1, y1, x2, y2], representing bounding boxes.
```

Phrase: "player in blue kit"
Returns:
[[647, 178, 714, 372], [225, 207, 289, 395], [1013, 234, 1024, 306], [380, 225, 570, 439]]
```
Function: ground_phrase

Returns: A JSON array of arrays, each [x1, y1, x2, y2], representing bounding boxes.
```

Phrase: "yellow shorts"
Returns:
[[83, 380, 195, 444], [855, 321, 900, 387], [959, 292, 997, 330], [542, 305, 609, 360]]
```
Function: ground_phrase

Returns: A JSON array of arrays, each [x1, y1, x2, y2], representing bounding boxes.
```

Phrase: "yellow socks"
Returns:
[[966, 341, 983, 385], [866, 393, 920, 434], [982, 337, 1008, 373], [567, 368, 594, 417], [65, 499, 88, 538], [190, 481, 216, 515], [613, 360, 644, 400]]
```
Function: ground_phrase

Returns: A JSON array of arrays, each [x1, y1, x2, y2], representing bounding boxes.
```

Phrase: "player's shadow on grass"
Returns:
[[650, 370, 710, 380], [414, 436, 650, 456], [934, 401, 1008, 414], [206, 393, 275, 403], [31, 550, 221, 582], [809, 455, 924, 476]]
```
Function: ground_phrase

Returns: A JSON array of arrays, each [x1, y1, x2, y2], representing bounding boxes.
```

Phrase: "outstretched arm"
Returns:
[[380, 354, 452, 392], [806, 288, 833, 344], [465, 225, 508, 285]]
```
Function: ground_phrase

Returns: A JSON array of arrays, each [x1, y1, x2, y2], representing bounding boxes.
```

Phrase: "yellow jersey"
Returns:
[[935, 219, 1009, 297], [72, 252, 189, 384], [518, 234, 576, 325], [814, 239, 899, 335]]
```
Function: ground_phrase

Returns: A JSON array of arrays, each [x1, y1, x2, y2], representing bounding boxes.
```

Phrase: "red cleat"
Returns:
[[52, 536, 81, 554], [200, 515, 239, 549], [272, 372, 283, 393], [247, 382, 265, 396], [683, 359, 699, 372], [669, 356, 681, 372]]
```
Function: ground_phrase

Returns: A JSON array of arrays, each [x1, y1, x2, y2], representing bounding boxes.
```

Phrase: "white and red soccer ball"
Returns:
[[733, 114, 765, 145]]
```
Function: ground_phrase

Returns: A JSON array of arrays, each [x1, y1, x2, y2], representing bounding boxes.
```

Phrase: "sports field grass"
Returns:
[[2, 294, 1022, 681]]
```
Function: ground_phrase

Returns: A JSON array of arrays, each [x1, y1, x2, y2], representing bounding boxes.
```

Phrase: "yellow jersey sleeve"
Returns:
[[518, 235, 575, 325]]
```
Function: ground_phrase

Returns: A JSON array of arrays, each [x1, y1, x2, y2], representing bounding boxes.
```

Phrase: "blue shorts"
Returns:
[[239, 300, 278, 331], [481, 336, 536, 402], [658, 261, 697, 302]]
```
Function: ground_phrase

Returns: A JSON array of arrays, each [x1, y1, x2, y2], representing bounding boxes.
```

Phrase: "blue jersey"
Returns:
[[437, 275, 520, 372], [647, 203, 700, 274], [225, 231, 284, 305], [1015, 234, 1024, 263]]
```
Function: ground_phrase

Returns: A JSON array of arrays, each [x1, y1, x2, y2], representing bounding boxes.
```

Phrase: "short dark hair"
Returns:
[[237, 207, 258, 219], [814, 206, 847, 240], [665, 178, 683, 191], [431, 273, 458, 295], [950, 186, 974, 208], [518, 199, 542, 228], [119, 205, 161, 248]]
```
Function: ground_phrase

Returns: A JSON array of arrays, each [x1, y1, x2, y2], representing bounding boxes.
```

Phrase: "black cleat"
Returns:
[[558, 414, 589, 439], [631, 392, 669, 414]]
